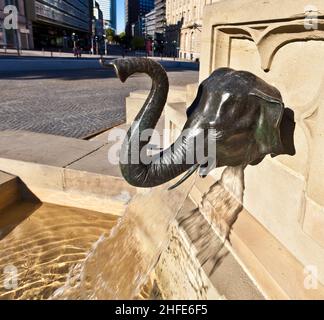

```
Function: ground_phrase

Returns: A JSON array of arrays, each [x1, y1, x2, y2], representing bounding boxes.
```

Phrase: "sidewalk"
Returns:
[[0, 48, 198, 64], [0, 49, 199, 72], [0, 48, 116, 60]]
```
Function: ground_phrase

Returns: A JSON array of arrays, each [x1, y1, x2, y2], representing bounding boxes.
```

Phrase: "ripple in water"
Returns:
[[0, 203, 118, 300]]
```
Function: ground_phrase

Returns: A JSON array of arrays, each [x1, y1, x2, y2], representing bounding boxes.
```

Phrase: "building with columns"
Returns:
[[165, 0, 220, 60]]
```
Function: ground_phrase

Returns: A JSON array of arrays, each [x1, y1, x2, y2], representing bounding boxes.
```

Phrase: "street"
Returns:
[[0, 57, 198, 138]]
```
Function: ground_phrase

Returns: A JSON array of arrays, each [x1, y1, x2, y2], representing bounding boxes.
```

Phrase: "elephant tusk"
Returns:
[[168, 164, 200, 191]]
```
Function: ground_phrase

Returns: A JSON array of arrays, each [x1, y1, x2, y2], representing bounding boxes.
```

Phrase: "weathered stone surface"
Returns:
[[0, 131, 136, 216], [177, 198, 264, 300], [303, 197, 324, 249], [126, 87, 188, 125], [154, 0, 324, 298], [0, 131, 104, 167], [0, 172, 20, 211], [126, 97, 147, 124], [0, 159, 65, 192], [196, 0, 324, 291], [155, 223, 221, 300]]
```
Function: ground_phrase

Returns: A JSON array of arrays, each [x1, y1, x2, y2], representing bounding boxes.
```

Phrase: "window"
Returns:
[[5, 0, 19, 7]]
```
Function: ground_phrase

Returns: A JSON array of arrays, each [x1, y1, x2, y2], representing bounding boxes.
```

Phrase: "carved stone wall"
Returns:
[[200, 0, 324, 284]]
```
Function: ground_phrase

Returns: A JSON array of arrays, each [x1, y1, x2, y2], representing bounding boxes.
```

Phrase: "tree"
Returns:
[[131, 36, 145, 50], [105, 28, 115, 43], [118, 32, 126, 45], [114, 32, 126, 46], [114, 35, 120, 44]]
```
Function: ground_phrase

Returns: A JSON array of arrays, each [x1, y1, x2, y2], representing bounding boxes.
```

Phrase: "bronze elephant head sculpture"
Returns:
[[105, 58, 295, 190]]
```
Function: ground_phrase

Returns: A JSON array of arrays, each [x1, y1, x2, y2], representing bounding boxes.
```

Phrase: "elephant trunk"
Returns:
[[110, 58, 196, 188]]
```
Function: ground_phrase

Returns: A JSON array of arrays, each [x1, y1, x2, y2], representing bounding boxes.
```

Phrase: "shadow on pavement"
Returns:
[[0, 65, 198, 81]]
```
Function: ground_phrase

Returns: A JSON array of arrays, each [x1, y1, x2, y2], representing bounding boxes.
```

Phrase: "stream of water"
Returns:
[[51, 175, 196, 300]]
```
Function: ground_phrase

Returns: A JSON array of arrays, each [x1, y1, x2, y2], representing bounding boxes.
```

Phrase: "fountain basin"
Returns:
[[0, 129, 262, 300]]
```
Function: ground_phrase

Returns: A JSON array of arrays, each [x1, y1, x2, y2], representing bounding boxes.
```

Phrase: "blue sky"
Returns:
[[116, 1, 125, 34]]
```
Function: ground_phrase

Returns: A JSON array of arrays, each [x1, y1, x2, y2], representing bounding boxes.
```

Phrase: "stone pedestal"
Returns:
[[121, 0, 324, 299], [196, 0, 324, 298]]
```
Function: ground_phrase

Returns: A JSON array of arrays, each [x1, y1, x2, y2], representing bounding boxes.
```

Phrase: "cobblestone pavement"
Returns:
[[0, 59, 198, 139]]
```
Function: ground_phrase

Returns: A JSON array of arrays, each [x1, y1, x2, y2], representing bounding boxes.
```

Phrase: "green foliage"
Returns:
[[105, 28, 115, 43], [114, 32, 126, 45], [119, 32, 126, 44], [131, 36, 145, 50]]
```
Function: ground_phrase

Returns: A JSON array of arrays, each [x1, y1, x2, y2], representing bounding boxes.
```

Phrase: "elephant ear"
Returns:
[[249, 89, 284, 157]]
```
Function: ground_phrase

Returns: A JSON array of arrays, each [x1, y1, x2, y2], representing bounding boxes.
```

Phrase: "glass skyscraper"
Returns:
[[28, 0, 92, 49], [125, 0, 155, 37], [96, 0, 117, 31]]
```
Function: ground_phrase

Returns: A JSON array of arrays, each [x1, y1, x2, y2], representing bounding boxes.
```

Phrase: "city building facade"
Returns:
[[154, 0, 165, 54], [154, 0, 165, 35], [29, 0, 92, 50], [0, 0, 34, 49], [125, 0, 154, 38], [96, 0, 116, 31], [165, 0, 220, 60], [92, 0, 104, 53], [144, 8, 155, 39], [132, 16, 147, 38]]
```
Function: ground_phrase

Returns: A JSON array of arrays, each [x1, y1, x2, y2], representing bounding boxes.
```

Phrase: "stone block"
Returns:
[[0, 159, 64, 192], [0, 172, 20, 211], [230, 209, 324, 300], [126, 97, 146, 124], [0, 131, 103, 167], [199, 0, 324, 292], [303, 197, 324, 249], [186, 83, 198, 106]]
